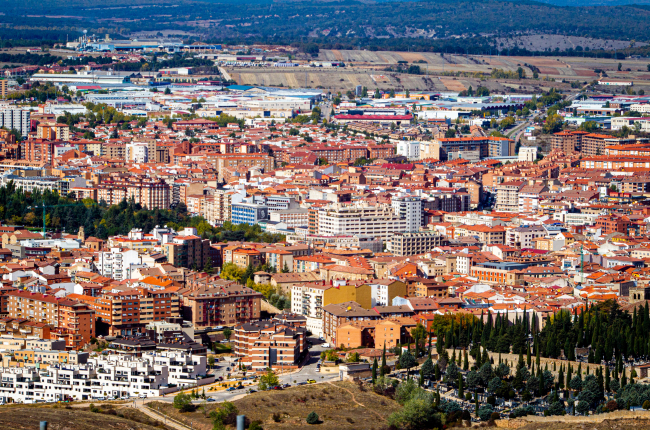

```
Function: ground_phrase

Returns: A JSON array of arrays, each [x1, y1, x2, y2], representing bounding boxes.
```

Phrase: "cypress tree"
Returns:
[[577, 363, 582, 380], [463, 349, 469, 371], [558, 365, 564, 389], [372, 358, 378, 382], [527, 342, 532, 368], [605, 366, 610, 392], [381, 344, 387, 375], [621, 370, 627, 388], [434, 363, 440, 381]]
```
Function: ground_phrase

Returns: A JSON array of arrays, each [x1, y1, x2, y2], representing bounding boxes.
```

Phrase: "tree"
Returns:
[[208, 356, 215, 369], [488, 377, 501, 394], [173, 392, 194, 412], [259, 369, 280, 390], [282, 261, 290, 273], [478, 404, 494, 421], [576, 400, 590, 415], [517, 66, 525, 79], [420, 357, 434, 380], [223, 327, 232, 341], [372, 357, 378, 382], [306, 411, 319, 424], [445, 128, 456, 138], [399, 350, 417, 377], [347, 352, 361, 363], [203, 257, 214, 275], [466, 370, 481, 391], [618, 62, 622, 71], [164, 87, 171, 95], [211, 401, 238, 430], [446, 362, 460, 384], [220, 263, 244, 281], [543, 114, 564, 134]]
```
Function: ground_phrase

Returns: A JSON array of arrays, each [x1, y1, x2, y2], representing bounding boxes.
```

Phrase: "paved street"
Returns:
[[152, 339, 339, 404]]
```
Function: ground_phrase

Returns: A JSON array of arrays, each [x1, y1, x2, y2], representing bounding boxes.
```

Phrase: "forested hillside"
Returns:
[[0, 0, 648, 53]]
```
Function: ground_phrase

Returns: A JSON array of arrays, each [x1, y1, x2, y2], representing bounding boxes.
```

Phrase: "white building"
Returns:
[[316, 202, 408, 241], [0, 352, 209, 403], [291, 283, 330, 337], [0, 109, 30, 136], [518, 146, 537, 162], [126, 142, 149, 163], [396, 141, 421, 161], [97, 247, 142, 281], [391, 195, 422, 233]]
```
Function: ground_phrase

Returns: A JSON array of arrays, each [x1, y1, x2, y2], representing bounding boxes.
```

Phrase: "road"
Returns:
[[152, 340, 339, 404]]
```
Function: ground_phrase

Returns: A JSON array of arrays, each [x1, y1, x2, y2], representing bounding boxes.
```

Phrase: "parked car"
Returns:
[[296, 382, 307, 386], [282, 383, 291, 388], [139, 394, 147, 399], [307, 379, 316, 384], [226, 387, 236, 392], [207, 398, 217, 402]]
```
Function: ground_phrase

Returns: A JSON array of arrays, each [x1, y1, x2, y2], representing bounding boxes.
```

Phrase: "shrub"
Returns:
[[607, 399, 618, 411], [490, 411, 500, 421], [249, 421, 263, 430], [643, 400, 650, 410], [478, 405, 494, 421], [306, 411, 320, 424]]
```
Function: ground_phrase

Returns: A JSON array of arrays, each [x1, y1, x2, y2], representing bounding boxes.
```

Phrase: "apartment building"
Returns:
[[291, 283, 331, 336], [505, 225, 547, 248], [387, 231, 443, 256], [0, 352, 208, 403], [234, 320, 308, 370], [162, 234, 211, 269], [518, 184, 549, 214], [391, 195, 423, 233], [97, 247, 142, 281], [6, 292, 95, 350], [595, 215, 630, 235], [0, 109, 30, 136], [97, 177, 170, 209], [551, 131, 588, 153], [215, 154, 274, 181], [495, 181, 525, 212], [316, 202, 409, 241], [269, 208, 309, 228], [69, 288, 179, 337], [321, 301, 382, 346], [581, 134, 635, 157], [180, 284, 262, 329]]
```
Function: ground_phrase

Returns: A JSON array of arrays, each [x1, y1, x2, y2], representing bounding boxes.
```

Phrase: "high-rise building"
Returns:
[[391, 195, 423, 233], [0, 109, 30, 137]]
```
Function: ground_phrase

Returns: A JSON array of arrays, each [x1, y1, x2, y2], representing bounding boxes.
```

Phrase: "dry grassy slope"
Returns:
[[152, 381, 401, 430], [517, 418, 650, 430], [0, 405, 168, 430]]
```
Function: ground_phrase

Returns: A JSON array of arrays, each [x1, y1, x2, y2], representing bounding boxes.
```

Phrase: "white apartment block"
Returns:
[[396, 141, 421, 161], [0, 352, 208, 403], [0, 109, 30, 136], [391, 195, 423, 233], [317, 202, 408, 241], [630, 103, 650, 113], [291, 283, 330, 337], [97, 247, 142, 281]]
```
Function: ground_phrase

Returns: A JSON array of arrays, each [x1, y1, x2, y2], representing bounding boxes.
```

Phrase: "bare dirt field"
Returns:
[[231, 50, 650, 93], [0, 404, 169, 430], [150, 381, 401, 430]]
